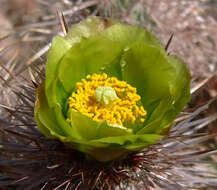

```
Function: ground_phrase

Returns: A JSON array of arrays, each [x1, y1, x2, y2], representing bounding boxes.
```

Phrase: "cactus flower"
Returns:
[[34, 17, 191, 162]]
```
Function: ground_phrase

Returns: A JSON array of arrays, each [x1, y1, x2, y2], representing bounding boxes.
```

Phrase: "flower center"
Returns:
[[67, 73, 147, 126], [95, 86, 117, 105]]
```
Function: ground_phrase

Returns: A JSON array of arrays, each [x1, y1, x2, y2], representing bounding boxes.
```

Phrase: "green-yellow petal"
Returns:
[[65, 16, 118, 44], [45, 36, 72, 107], [57, 35, 122, 93], [101, 22, 163, 49], [69, 111, 133, 140], [121, 42, 191, 134]]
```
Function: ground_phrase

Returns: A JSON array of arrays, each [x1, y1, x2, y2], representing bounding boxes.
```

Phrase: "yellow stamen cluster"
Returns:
[[67, 73, 147, 126]]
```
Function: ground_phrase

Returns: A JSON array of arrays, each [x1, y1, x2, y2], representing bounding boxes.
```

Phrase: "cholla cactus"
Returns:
[[0, 16, 216, 190]]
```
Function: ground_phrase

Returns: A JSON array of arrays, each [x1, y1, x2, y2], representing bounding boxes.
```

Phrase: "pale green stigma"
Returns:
[[95, 86, 117, 105]]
